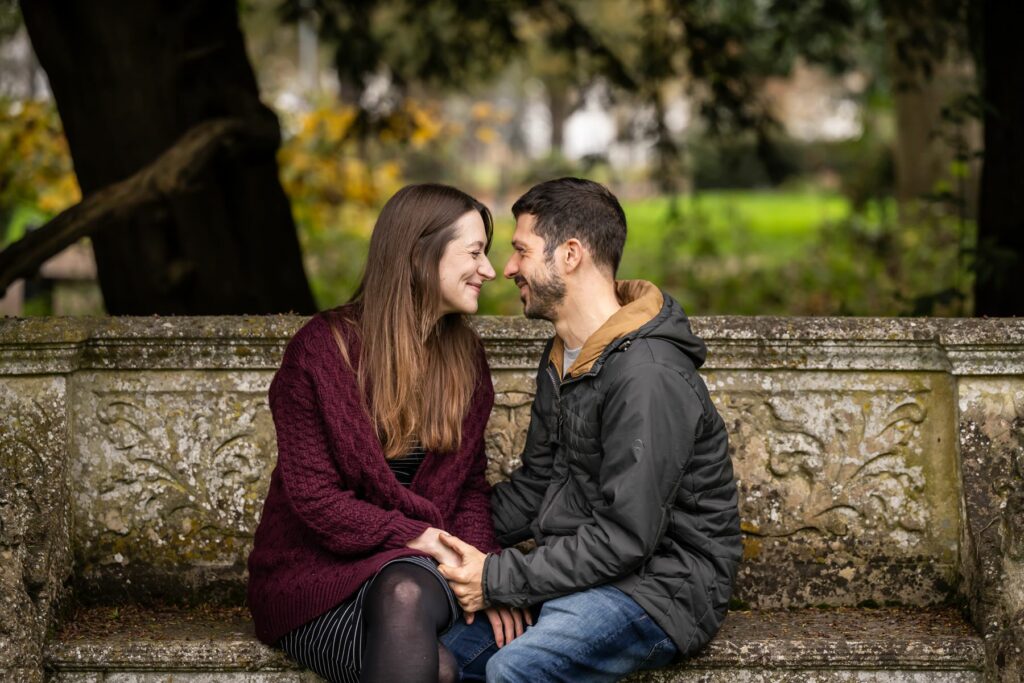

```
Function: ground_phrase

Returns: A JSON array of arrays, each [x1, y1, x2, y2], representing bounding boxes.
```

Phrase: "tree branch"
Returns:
[[546, 0, 641, 91], [0, 117, 279, 295]]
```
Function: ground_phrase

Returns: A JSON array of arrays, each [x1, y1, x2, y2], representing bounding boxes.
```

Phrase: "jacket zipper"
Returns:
[[534, 339, 632, 531], [536, 363, 567, 531]]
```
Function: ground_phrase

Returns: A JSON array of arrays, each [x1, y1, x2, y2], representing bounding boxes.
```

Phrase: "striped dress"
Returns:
[[278, 446, 461, 682]]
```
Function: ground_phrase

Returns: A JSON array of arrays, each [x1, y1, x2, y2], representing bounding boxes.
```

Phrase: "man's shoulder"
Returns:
[[598, 338, 708, 410], [604, 336, 699, 379]]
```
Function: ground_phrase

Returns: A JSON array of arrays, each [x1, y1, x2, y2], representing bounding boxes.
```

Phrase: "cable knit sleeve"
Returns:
[[269, 353, 430, 556], [447, 344, 501, 553], [448, 441, 501, 553]]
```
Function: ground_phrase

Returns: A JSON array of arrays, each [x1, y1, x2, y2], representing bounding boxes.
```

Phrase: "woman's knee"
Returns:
[[437, 643, 458, 683], [375, 575, 423, 609], [365, 565, 435, 613]]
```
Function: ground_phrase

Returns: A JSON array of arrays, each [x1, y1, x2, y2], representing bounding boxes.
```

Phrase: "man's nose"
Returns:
[[503, 255, 518, 279]]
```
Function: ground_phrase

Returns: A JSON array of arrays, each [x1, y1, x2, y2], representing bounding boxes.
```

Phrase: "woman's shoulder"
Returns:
[[281, 304, 362, 370], [317, 303, 362, 330]]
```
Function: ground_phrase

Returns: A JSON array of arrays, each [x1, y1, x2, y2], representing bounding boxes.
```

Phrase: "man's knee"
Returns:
[[484, 641, 534, 683]]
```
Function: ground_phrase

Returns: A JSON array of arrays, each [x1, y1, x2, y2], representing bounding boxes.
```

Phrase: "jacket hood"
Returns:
[[551, 280, 707, 378]]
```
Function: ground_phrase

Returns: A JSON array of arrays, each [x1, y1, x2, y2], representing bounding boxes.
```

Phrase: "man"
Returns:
[[439, 178, 741, 682]]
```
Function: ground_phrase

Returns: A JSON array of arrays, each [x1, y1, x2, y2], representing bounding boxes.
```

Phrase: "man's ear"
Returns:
[[563, 238, 584, 273]]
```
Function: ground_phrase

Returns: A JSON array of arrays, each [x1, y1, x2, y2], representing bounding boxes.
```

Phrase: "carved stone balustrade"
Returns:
[[2, 315, 1023, 682]]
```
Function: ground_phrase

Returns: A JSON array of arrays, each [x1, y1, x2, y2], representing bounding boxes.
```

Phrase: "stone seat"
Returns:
[[46, 605, 984, 682]]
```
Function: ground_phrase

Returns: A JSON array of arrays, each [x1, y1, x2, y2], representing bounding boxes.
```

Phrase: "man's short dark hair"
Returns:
[[511, 177, 627, 275]]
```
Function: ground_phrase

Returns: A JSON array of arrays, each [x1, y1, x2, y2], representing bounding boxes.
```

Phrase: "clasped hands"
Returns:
[[407, 527, 532, 647]]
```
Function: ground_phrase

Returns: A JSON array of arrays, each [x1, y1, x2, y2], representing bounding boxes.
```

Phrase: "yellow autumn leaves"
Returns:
[[0, 100, 80, 243], [277, 98, 507, 236]]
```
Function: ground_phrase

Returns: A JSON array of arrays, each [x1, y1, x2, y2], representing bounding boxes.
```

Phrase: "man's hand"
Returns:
[[437, 532, 487, 614], [437, 534, 533, 643], [482, 606, 533, 647]]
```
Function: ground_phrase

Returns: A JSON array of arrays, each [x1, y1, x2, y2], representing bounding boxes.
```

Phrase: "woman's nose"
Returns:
[[480, 255, 496, 281]]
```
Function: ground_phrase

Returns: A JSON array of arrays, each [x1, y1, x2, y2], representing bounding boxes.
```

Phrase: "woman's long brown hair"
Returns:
[[329, 184, 493, 459]]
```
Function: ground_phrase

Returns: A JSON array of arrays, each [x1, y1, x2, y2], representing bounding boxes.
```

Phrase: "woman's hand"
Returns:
[[482, 606, 533, 647], [406, 527, 462, 567]]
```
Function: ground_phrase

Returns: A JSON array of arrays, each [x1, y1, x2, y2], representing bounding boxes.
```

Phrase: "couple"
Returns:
[[247, 178, 742, 683]]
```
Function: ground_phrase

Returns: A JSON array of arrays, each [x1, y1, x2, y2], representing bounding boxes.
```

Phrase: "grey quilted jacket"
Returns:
[[484, 280, 741, 656]]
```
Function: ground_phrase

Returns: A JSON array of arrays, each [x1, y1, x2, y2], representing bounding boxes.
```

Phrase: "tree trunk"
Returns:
[[885, 8, 981, 216], [890, 57, 980, 211], [0, 119, 280, 293], [19, 0, 315, 314], [546, 81, 571, 155], [974, 0, 1024, 316]]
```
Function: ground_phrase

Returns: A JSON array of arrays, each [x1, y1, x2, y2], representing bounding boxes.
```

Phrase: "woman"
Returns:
[[248, 184, 526, 683]]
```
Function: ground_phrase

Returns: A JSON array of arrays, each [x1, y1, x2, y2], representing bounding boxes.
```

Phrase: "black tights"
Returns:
[[360, 563, 458, 683]]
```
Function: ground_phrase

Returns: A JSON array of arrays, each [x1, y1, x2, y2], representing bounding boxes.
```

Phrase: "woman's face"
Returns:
[[437, 210, 496, 316]]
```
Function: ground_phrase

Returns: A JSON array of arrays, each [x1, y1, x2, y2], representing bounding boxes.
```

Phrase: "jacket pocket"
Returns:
[[538, 476, 593, 533]]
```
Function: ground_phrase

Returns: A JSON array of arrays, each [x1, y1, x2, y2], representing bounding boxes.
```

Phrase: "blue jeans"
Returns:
[[440, 585, 677, 682]]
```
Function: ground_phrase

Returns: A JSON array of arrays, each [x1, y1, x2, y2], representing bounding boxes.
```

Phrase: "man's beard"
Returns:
[[518, 261, 566, 321]]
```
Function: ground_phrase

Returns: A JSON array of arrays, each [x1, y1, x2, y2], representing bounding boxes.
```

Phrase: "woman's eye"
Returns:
[[471, 251, 482, 258]]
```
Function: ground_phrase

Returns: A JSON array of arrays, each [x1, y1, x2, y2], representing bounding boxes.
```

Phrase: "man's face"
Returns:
[[504, 214, 566, 321]]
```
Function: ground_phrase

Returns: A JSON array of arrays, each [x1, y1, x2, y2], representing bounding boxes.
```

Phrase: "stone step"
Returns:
[[45, 605, 984, 682]]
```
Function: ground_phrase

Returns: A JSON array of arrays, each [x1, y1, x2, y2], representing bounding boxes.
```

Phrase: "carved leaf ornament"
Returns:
[[93, 391, 267, 540], [760, 392, 929, 538]]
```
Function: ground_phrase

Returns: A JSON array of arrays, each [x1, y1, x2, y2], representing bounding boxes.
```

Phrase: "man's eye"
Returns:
[[471, 251, 482, 258]]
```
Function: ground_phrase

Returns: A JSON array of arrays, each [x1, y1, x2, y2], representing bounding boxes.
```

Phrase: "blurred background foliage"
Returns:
[[0, 0, 983, 316], [0, 100, 79, 245]]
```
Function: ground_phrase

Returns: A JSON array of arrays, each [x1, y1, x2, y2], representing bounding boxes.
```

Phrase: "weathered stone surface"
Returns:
[[957, 379, 1024, 682], [44, 606, 983, 682], [674, 607, 982, 670], [0, 669, 44, 683], [632, 671, 980, 682], [470, 316, 552, 370], [689, 316, 1024, 376], [47, 670, 982, 683], [485, 369, 538, 484], [0, 376, 72, 682], [0, 318, 92, 375], [46, 606, 299, 675], [4, 314, 1024, 375], [713, 370, 961, 608], [52, 674, 315, 682], [68, 371, 275, 605]]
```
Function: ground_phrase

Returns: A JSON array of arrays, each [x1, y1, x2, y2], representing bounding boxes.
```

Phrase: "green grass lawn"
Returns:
[[620, 191, 851, 269], [477, 190, 852, 315]]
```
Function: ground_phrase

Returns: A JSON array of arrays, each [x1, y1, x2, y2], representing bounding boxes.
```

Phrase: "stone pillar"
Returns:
[[0, 319, 85, 682], [948, 321, 1024, 682]]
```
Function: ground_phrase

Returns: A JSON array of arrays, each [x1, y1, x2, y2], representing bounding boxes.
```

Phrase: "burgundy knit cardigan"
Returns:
[[247, 307, 500, 645]]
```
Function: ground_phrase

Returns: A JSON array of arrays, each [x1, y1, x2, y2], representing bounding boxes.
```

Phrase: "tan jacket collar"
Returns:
[[550, 280, 664, 379]]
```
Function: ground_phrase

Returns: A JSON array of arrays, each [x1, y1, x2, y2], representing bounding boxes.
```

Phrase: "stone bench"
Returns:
[[2, 315, 1023, 681]]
